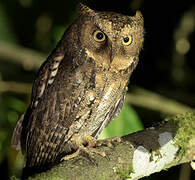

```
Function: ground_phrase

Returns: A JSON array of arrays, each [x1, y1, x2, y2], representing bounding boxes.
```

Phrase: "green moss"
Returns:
[[27, 170, 69, 180], [166, 112, 195, 156], [116, 168, 131, 179], [128, 163, 135, 174], [149, 150, 162, 162], [10, 176, 20, 180], [116, 164, 134, 179]]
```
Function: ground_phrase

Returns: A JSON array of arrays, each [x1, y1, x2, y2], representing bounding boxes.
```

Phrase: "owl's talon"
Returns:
[[61, 145, 105, 166], [61, 148, 81, 161], [62, 135, 108, 162], [84, 135, 121, 148], [96, 136, 121, 147]]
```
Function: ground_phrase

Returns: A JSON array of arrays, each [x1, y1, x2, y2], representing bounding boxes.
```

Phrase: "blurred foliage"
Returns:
[[99, 104, 143, 139], [0, 0, 194, 179]]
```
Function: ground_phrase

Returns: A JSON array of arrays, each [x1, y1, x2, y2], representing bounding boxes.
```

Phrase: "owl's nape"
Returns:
[[11, 3, 144, 178]]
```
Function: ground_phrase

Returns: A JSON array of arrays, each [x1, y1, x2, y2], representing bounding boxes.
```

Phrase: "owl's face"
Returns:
[[78, 4, 144, 72]]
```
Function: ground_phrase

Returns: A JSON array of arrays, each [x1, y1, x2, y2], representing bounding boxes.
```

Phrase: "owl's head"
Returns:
[[68, 4, 144, 72]]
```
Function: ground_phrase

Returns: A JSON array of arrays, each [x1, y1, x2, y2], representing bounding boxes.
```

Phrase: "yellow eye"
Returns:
[[93, 30, 106, 42], [122, 35, 133, 46]]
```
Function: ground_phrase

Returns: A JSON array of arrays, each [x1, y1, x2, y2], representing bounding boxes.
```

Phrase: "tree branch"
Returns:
[[26, 112, 195, 180], [0, 42, 45, 70], [0, 80, 32, 94], [126, 87, 194, 115]]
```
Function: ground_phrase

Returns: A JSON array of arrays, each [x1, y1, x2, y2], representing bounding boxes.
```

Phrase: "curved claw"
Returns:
[[61, 135, 120, 164]]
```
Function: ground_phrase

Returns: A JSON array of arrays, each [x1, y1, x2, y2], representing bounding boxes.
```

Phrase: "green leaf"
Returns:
[[99, 103, 143, 139], [6, 97, 26, 113], [53, 25, 66, 44]]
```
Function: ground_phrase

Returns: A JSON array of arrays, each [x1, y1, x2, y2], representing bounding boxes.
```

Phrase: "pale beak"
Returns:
[[109, 43, 116, 63], [110, 50, 115, 63]]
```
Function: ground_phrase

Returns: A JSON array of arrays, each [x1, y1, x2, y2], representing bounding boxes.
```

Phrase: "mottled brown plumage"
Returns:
[[11, 3, 144, 173]]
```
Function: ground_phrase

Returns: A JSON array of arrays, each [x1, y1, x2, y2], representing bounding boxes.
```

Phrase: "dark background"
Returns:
[[0, 0, 194, 179]]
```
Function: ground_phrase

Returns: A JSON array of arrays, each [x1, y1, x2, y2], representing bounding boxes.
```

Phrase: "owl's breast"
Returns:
[[67, 69, 129, 141]]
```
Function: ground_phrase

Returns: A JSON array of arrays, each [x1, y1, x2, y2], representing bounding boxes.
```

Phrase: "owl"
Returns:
[[11, 3, 144, 177]]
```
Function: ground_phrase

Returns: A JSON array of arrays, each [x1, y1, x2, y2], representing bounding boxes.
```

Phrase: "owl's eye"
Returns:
[[93, 30, 106, 42], [122, 35, 133, 46]]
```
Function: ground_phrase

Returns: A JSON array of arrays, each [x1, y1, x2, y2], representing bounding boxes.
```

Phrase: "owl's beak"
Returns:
[[109, 44, 115, 63], [110, 51, 115, 63], [108, 39, 116, 63]]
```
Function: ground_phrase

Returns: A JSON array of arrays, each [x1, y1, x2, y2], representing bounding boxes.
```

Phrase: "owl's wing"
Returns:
[[11, 51, 65, 153], [11, 59, 50, 151], [27, 52, 69, 164], [93, 92, 126, 138], [31, 52, 65, 109], [106, 92, 125, 127], [11, 114, 24, 150], [11, 59, 50, 152]]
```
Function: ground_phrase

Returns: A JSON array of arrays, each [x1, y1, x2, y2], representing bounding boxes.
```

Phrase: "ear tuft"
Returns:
[[134, 11, 144, 26], [77, 3, 95, 16]]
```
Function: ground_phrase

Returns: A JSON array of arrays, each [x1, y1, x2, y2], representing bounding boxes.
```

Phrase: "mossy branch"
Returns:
[[24, 112, 195, 180]]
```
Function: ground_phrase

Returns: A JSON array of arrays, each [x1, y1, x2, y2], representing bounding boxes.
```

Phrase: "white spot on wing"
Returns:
[[34, 100, 38, 107], [89, 94, 95, 101], [51, 68, 58, 77], [47, 54, 64, 85], [48, 78, 54, 84], [75, 69, 82, 84], [52, 62, 60, 69], [33, 54, 64, 107], [38, 83, 46, 98], [54, 54, 64, 61], [103, 86, 113, 100]]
